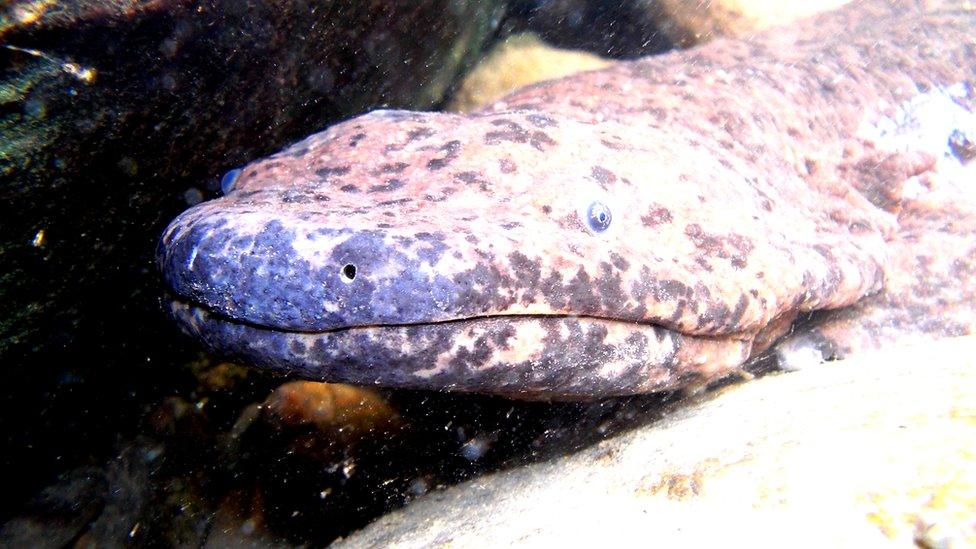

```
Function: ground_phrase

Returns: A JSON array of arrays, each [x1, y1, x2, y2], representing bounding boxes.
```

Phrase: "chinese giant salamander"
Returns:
[[158, 0, 976, 400]]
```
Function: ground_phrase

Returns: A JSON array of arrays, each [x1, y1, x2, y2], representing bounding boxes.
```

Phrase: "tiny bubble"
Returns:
[[183, 187, 204, 205], [24, 98, 46, 118], [460, 436, 491, 461]]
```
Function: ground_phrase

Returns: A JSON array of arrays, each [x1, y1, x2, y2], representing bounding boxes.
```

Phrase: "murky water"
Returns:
[[2, 0, 974, 546]]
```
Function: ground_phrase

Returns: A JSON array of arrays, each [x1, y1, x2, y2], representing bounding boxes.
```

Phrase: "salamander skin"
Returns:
[[158, 0, 976, 399]]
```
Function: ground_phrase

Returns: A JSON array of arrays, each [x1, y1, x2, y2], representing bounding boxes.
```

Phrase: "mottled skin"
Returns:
[[159, 0, 976, 399]]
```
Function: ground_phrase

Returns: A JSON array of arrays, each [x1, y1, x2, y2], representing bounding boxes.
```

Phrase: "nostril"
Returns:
[[340, 263, 357, 283]]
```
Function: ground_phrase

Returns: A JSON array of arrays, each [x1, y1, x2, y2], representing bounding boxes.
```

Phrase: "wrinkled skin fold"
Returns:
[[159, 0, 976, 399]]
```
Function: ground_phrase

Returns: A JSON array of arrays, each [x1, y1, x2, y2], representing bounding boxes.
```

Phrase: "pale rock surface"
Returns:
[[337, 336, 976, 547], [447, 33, 611, 113], [656, 0, 853, 45]]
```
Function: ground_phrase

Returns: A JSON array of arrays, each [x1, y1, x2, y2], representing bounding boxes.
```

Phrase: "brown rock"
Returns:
[[263, 381, 400, 436]]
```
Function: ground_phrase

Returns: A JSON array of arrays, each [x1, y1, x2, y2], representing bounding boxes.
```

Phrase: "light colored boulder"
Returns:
[[447, 33, 611, 113], [338, 336, 976, 547], [656, 0, 852, 45]]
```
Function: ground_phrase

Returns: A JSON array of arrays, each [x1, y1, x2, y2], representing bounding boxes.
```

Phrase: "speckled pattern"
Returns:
[[159, 0, 976, 399]]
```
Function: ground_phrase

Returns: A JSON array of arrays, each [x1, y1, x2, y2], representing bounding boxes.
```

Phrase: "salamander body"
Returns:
[[159, 0, 976, 399]]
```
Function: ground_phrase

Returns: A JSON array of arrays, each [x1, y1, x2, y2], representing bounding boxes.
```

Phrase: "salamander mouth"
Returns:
[[168, 294, 664, 334], [165, 296, 754, 399]]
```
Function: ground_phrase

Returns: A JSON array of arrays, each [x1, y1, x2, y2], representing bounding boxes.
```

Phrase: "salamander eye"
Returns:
[[586, 201, 612, 233], [220, 168, 242, 194], [340, 263, 357, 283]]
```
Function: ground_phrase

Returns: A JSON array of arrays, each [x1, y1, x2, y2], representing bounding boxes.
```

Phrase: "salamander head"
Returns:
[[161, 118, 631, 333], [158, 109, 888, 398]]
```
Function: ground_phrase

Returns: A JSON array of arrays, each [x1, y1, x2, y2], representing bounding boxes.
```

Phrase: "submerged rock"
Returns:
[[655, 0, 852, 46], [512, 0, 850, 57], [446, 33, 612, 113], [337, 336, 976, 547]]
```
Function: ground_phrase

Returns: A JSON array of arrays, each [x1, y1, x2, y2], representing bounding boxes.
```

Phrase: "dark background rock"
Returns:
[[0, 360, 676, 546], [507, 0, 675, 57], [0, 0, 506, 518], [505, 0, 852, 57]]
